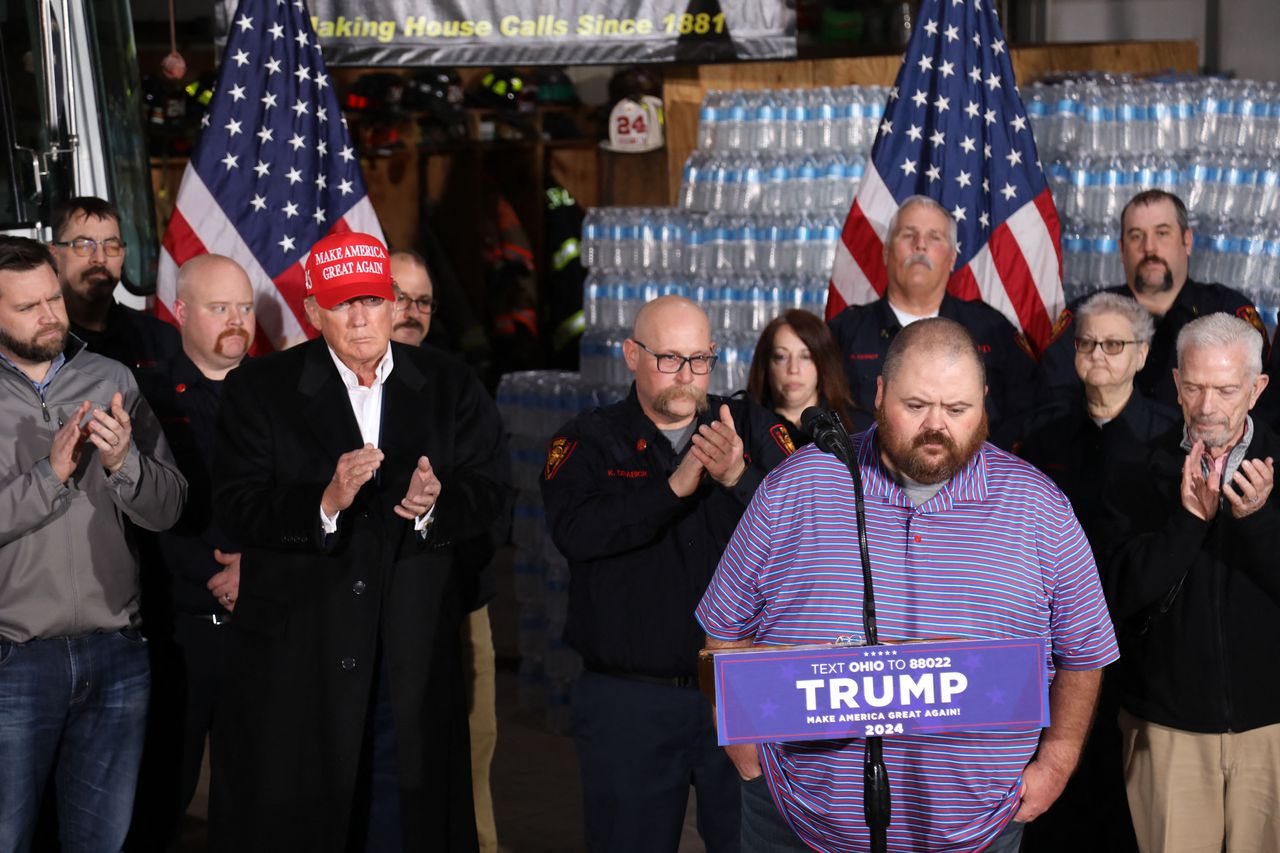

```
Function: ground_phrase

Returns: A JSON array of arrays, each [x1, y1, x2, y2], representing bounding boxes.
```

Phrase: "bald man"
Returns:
[[699, 318, 1117, 853], [541, 296, 795, 853], [131, 254, 255, 849]]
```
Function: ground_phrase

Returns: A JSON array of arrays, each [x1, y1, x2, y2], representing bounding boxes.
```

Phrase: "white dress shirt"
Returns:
[[319, 344, 432, 534]]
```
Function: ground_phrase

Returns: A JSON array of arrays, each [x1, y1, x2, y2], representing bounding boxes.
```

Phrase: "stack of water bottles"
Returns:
[[1027, 75, 1280, 324], [496, 371, 624, 733]]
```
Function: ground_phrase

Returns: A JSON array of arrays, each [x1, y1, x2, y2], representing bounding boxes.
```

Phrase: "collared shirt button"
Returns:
[[352, 580, 367, 595], [340, 657, 356, 670]]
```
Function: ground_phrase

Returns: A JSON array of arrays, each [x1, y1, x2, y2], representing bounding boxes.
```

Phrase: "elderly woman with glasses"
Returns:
[[1019, 290, 1180, 853]]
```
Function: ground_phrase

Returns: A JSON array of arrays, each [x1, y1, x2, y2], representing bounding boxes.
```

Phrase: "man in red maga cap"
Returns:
[[209, 232, 509, 853]]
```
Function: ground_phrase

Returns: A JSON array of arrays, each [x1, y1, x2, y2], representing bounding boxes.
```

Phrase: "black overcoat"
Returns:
[[210, 339, 507, 852]]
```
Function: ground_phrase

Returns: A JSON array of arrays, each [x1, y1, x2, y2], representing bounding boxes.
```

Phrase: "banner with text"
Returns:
[[713, 638, 1050, 745], [219, 0, 794, 67]]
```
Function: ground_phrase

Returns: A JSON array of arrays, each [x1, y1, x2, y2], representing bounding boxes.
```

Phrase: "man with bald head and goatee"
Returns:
[[541, 295, 795, 853]]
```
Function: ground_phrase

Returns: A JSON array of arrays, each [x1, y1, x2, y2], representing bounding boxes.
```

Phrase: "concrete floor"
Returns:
[[177, 550, 707, 852]]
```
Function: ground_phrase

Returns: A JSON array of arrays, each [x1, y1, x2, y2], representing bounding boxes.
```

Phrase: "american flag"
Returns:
[[827, 0, 1063, 351], [156, 0, 384, 351]]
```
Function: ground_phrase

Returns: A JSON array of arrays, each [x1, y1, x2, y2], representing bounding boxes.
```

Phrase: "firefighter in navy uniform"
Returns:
[[541, 296, 792, 853], [828, 195, 1038, 449], [1037, 189, 1267, 420]]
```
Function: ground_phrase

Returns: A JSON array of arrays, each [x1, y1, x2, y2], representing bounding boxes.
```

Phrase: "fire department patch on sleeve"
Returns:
[[770, 423, 797, 456], [1014, 331, 1036, 361], [544, 437, 577, 480], [1237, 305, 1267, 339], [1048, 308, 1074, 345]]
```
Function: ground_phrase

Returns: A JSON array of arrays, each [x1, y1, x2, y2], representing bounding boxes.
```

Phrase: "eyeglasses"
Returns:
[[51, 237, 126, 258], [632, 339, 717, 374], [395, 293, 437, 314], [1074, 337, 1141, 355]]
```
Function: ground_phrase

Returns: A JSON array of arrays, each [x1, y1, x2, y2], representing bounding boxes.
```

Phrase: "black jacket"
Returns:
[[72, 302, 182, 373], [136, 351, 240, 616], [210, 339, 508, 852], [540, 387, 792, 678], [828, 294, 1038, 449], [1037, 280, 1262, 417], [1101, 419, 1280, 733], [1020, 390, 1179, 562]]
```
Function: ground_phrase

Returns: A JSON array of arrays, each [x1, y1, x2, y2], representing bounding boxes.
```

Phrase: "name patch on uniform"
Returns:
[[848, 353, 880, 361], [770, 423, 797, 456], [607, 468, 648, 479], [544, 437, 577, 481]]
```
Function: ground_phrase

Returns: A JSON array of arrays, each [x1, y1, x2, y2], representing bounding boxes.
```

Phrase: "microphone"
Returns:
[[800, 406, 849, 459], [799, 405, 890, 851]]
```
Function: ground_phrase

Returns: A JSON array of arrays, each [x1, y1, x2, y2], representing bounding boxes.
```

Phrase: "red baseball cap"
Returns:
[[303, 232, 394, 309]]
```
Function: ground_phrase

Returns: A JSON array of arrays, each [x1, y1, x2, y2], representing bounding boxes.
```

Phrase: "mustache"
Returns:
[[906, 253, 934, 270], [912, 428, 958, 452], [81, 265, 112, 281], [394, 318, 424, 331]]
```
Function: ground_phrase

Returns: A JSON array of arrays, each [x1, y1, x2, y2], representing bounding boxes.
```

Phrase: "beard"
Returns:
[[1131, 256, 1175, 294], [214, 327, 251, 357], [1187, 415, 1235, 450], [0, 323, 67, 363], [652, 384, 709, 419], [876, 404, 989, 484], [79, 265, 117, 294]]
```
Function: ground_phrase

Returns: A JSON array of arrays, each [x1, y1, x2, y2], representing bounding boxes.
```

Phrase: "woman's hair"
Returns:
[[748, 310, 858, 427]]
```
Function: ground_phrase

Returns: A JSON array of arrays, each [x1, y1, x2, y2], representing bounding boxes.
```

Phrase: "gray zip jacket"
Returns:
[[0, 337, 187, 642]]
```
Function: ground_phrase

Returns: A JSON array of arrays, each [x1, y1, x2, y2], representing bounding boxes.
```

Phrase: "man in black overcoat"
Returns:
[[210, 231, 508, 852]]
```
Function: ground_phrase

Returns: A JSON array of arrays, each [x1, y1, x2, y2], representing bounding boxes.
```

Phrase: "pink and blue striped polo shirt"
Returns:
[[696, 426, 1119, 853]]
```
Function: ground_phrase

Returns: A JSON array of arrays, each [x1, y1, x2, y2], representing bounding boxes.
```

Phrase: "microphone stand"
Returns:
[[801, 408, 890, 853]]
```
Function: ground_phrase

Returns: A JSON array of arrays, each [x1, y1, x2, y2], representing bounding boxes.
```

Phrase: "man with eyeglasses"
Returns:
[[828, 195, 1038, 449], [127, 254, 256, 850], [390, 247, 503, 853], [1036, 189, 1266, 422], [48, 196, 181, 373], [389, 249, 437, 348], [540, 295, 794, 853], [207, 232, 507, 852], [1100, 313, 1280, 852]]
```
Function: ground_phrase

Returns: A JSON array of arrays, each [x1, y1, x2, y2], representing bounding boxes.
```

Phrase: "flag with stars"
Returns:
[[156, 0, 384, 350], [826, 0, 1062, 350]]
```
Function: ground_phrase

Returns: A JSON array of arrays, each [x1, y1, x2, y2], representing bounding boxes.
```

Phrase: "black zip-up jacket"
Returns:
[[828, 294, 1038, 449], [540, 386, 793, 677], [1101, 420, 1280, 733]]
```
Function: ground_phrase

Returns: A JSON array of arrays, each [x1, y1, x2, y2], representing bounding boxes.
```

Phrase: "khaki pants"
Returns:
[[462, 606, 498, 853], [1120, 709, 1280, 853]]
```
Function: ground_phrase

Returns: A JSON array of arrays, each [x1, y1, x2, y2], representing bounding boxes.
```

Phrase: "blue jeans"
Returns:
[[741, 772, 1026, 852], [0, 630, 150, 853]]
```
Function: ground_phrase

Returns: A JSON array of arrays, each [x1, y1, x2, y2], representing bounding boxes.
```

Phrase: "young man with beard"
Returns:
[[698, 318, 1118, 853], [1037, 190, 1266, 418], [541, 295, 794, 853], [1101, 314, 1280, 852], [828, 195, 1038, 449], [128, 254, 256, 850], [49, 196, 181, 372], [0, 236, 186, 851]]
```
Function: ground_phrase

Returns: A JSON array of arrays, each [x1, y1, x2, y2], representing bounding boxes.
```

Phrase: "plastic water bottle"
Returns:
[[699, 90, 723, 150], [753, 90, 781, 151]]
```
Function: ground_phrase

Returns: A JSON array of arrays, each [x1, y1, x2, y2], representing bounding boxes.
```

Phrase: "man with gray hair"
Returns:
[[828, 195, 1038, 448], [1103, 312, 1280, 851]]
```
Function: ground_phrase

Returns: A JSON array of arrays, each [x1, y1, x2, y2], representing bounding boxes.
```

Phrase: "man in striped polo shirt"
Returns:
[[697, 318, 1119, 853]]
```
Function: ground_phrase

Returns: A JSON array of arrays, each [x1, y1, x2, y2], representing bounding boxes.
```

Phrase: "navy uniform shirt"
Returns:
[[828, 294, 1039, 449], [137, 350, 240, 615], [1037, 280, 1265, 419], [540, 386, 794, 678]]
